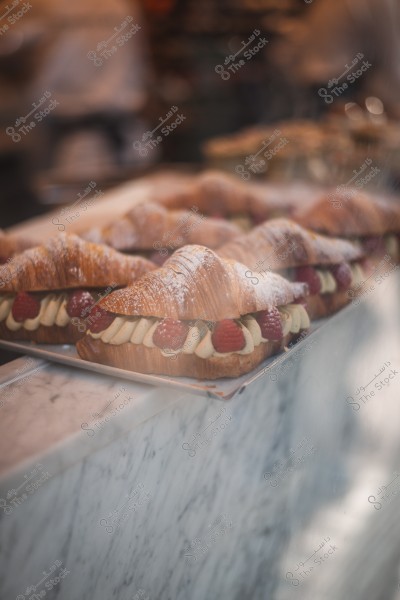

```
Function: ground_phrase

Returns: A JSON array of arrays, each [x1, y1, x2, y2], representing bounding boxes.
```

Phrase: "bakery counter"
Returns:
[[0, 271, 399, 600]]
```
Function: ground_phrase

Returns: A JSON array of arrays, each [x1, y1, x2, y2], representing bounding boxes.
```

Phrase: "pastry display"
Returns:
[[80, 199, 241, 263], [293, 190, 400, 263], [218, 218, 366, 319], [76, 245, 310, 379], [2, 170, 398, 382], [0, 234, 155, 344]]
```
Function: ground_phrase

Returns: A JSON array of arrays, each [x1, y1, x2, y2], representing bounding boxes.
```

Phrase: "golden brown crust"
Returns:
[[0, 230, 38, 259], [218, 218, 364, 268], [0, 320, 83, 344], [80, 200, 241, 251], [293, 190, 400, 237], [153, 170, 276, 221], [97, 245, 308, 321], [0, 234, 155, 293], [76, 332, 295, 379]]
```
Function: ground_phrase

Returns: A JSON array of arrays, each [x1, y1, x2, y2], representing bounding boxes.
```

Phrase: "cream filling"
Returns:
[[90, 304, 310, 358], [131, 318, 154, 344], [0, 296, 13, 322], [182, 325, 203, 354], [385, 234, 399, 259], [350, 263, 365, 287], [100, 317, 126, 344], [315, 263, 367, 294], [242, 316, 262, 346], [316, 269, 337, 294], [279, 308, 292, 336], [0, 293, 70, 331], [109, 318, 138, 345]]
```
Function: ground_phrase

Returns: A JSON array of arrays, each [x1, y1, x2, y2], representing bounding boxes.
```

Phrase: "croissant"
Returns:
[[79, 200, 241, 261], [0, 230, 38, 262], [293, 189, 400, 263], [218, 218, 367, 319], [0, 233, 155, 344], [153, 170, 284, 226], [77, 244, 310, 379]]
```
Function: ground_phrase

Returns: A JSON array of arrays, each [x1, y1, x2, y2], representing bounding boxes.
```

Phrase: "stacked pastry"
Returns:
[[0, 234, 154, 344], [218, 218, 367, 319], [76, 245, 310, 379]]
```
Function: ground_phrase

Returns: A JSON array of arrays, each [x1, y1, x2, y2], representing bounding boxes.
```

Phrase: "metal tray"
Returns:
[[0, 318, 329, 400]]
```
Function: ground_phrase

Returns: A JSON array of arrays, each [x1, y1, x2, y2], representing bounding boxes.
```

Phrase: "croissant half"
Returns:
[[77, 245, 310, 379], [0, 234, 155, 344], [293, 190, 400, 263], [218, 218, 368, 319]]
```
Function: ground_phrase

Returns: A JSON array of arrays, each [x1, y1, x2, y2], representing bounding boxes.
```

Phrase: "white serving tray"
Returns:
[[0, 318, 328, 400]]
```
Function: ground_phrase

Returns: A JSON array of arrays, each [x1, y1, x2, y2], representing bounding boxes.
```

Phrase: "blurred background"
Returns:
[[1, 0, 400, 227]]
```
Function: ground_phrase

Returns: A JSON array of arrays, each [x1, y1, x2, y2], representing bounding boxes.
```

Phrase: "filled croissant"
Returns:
[[293, 189, 400, 263], [80, 200, 241, 264], [218, 218, 367, 319], [0, 234, 155, 344], [77, 245, 310, 379], [152, 170, 283, 228]]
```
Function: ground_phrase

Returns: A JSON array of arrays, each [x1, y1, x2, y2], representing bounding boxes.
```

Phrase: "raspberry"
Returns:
[[66, 290, 95, 318], [87, 306, 115, 333], [153, 318, 189, 350], [294, 266, 321, 295], [362, 236, 385, 254], [211, 319, 245, 353], [329, 262, 352, 291], [255, 307, 283, 341], [12, 291, 41, 322]]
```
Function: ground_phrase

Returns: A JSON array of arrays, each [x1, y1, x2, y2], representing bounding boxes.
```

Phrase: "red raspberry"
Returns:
[[255, 307, 283, 341], [153, 318, 189, 350], [294, 266, 321, 295], [362, 236, 385, 254], [329, 262, 352, 291], [211, 319, 245, 353], [87, 306, 115, 333], [66, 290, 95, 318], [12, 291, 41, 322]]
